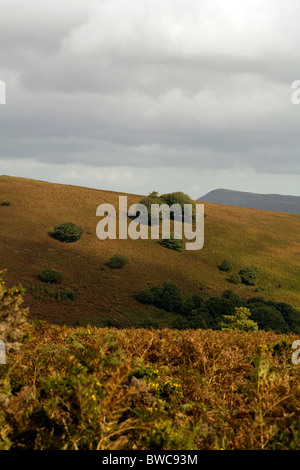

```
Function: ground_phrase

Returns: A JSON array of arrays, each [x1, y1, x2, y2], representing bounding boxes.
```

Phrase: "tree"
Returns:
[[249, 305, 289, 334], [160, 191, 197, 221], [139, 190, 196, 225], [160, 280, 182, 312], [136, 286, 154, 305], [181, 295, 203, 316], [219, 307, 258, 331]]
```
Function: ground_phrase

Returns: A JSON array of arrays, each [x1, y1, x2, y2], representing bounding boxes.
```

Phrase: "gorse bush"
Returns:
[[38, 269, 63, 284], [107, 254, 129, 269], [50, 222, 83, 243]]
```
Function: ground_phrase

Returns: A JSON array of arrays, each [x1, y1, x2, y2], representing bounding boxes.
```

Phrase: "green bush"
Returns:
[[136, 286, 154, 304], [38, 269, 63, 283], [108, 254, 129, 269], [159, 233, 184, 252], [180, 295, 203, 316], [139, 190, 196, 225], [1, 201, 12, 206], [219, 307, 258, 332], [160, 191, 196, 221], [160, 280, 182, 312], [239, 266, 259, 286], [219, 259, 233, 272], [51, 222, 83, 243], [136, 280, 182, 312], [150, 286, 163, 307], [249, 305, 289, 333]]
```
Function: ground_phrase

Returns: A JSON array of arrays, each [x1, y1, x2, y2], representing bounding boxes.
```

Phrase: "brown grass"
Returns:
[[0, 321, 299, 450]]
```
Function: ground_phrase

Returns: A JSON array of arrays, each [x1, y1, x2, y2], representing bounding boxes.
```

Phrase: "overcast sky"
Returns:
[[1, 0, 300, 198]]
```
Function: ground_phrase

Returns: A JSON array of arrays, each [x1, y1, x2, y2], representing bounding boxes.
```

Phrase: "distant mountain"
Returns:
[[198, 189, 300, 215]]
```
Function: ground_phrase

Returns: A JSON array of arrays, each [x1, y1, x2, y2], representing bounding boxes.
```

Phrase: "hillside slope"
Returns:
[[1, 175, 300, 327], [198, 188, 300, 215]]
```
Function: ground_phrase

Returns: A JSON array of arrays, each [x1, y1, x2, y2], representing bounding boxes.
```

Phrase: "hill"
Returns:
[[1, 175, 300, 328], [198, 188, 300, 215]]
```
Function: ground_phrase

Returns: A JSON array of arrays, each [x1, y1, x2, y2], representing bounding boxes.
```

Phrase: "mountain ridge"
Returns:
[[198, 188, 300, 214]]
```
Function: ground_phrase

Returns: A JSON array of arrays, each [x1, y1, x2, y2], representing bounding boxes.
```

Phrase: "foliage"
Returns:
[[135, 281, 300, 334], [30, 282, 76, 303], [219, 259, 233, 272], [107, 254, 129, 269], [139, 191, 196, 225], [0, 270, 28, 354], [0, 201, 12, 206], [136, 280, 182, 313], [219, 307, 259, 331], [239, 266, 259, 286], [50, 222, 83, 243], [160, 280, 182, 312], [38, 269, 63, 283], [180, 295, 203, 316], [0, 324, 299, 450], [159, 233, 184, 252], [135, 287, 154, 305]]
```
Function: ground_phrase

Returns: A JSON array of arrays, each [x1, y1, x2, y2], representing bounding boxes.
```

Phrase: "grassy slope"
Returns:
[[1, 175, 300, 327]]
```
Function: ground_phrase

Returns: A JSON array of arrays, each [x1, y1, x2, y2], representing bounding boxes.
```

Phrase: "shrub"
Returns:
[[1, 201, 12, 206], [150, 286, 163, 307], [51, 222, 83, 243], [139, 190, 196, 224], [219, 259, 233, 272], [38, 269, 63, 283], [108, 254, 129, 269], [203, 297, 235, 329], [249, 305, 289, 334], [219, 306, 258, 331], [160, 191, 196, 221], [159, 233, 184, 252], [239, 266, 259, 286], [181, 295, 203, 316], [136, 287, 154, 305], [160, 280, 182, 312]]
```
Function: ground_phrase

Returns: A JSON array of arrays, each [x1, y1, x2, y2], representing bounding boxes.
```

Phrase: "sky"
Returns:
[[1, 0, 300, 199]]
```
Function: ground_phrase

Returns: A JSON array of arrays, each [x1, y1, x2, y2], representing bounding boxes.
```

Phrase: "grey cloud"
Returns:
[[0, 0, 300, 195]]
